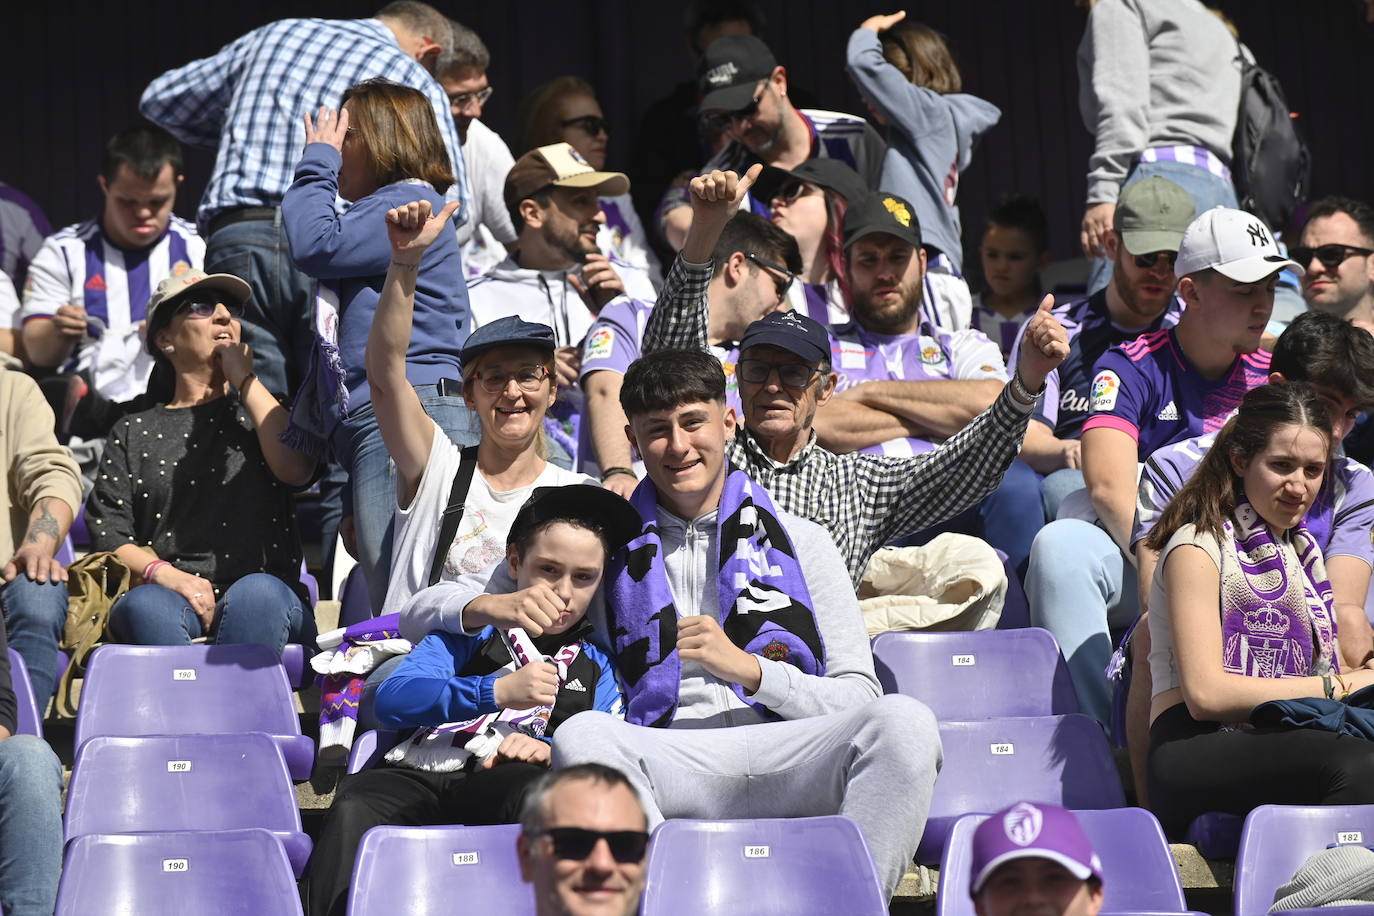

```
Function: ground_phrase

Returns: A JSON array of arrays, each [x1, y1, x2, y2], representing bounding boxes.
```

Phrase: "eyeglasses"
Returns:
[[701, 84, 766, 132], [530, 827, 650, 864], [744, 252, 797, 302], [561, 115, 610, 137], [1290, 243, 1374, 270], [1132, 250, 1177, 270], [175, 300, 244, 319], [738, 358, 825, 389], [771, 180, 821, 207], [473, 365, 551, 394], [448, 85, 493, 111]]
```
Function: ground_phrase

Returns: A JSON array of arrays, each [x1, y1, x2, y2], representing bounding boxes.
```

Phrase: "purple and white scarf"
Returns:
[[607, 468, 825, 728], [1219, 501, 1340, 680], [384, 627, 581, 772]]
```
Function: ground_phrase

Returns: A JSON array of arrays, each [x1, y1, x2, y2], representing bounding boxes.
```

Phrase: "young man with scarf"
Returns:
[[401, 348, 940, 900], [644, 164, 1069, 585]]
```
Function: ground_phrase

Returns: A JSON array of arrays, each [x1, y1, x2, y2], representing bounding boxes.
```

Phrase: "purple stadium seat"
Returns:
[[871, 628, 1079, 720], [65, 733, 312, 876], [56, 828, 302, 916], [55, 534, 76, 567], [339, 566, 372, 628], [74, 643, 314, 780], [300, 558, 319, 608], [281, 643, 307, 689], [920, 715, 1126, 864], [346, 729, 401, 775], [1185, 812, 1243, 859], [347, 824, 534, 916], [640, 816, 887, 916], [1234, 804, 1374, 916], [8, 648, 43, 737], [994, 549, 1031, 629], [937, 807, 1187, 915], [69, 510, 90, 549]]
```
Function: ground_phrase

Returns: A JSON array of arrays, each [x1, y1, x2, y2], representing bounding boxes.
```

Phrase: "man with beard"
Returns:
[[810, 191, 1044, 574], [466, 143, 638, 469]]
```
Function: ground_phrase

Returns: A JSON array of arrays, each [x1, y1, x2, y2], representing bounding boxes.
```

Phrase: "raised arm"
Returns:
[[364, 200, 460, 507], [215, 343, 316, 487]]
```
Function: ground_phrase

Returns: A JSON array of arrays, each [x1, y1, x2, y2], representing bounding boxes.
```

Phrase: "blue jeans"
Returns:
[[1025, 519, 1139, 724], [331, 387, 481, 615], [205, 212, 317, 398], [1087, 160, 1240, 295], [0, 576, 68, 700], [0, 734, 63, 916], [1041, 468, 1086, 522], [906, 460, 1045, 578], [109, 573, 315, 654]]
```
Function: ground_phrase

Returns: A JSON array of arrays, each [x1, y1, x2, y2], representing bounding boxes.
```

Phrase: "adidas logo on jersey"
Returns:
[[563, 678, 587, 692], [84, 273, 106, 292], [1157, 402, 1180, 421]]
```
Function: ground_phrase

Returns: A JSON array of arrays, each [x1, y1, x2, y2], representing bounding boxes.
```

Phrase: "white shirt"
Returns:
[[0, 270, 19, 330], [383, 419, 595, 613], [457, 118, 518, 280]]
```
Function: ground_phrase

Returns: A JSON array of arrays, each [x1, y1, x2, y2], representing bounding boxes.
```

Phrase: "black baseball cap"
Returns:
[[754, 159, 869, 208], [461, 316, 556, 367], [842, 191, 923, 250], [697, 34, 777, 113], [739, 310, 831, 365], [508, 485, 644, 554]]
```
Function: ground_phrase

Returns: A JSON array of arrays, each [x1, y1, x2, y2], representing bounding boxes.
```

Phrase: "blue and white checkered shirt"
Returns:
[[140, 17, 468, 230]]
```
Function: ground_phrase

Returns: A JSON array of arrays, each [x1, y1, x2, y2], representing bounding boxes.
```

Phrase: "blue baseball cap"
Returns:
[[460, 316, 557, 367], [739, 310, 831, 365]]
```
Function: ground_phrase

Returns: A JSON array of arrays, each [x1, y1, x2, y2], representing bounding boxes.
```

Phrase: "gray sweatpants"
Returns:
[[550, 694, 941, 899]]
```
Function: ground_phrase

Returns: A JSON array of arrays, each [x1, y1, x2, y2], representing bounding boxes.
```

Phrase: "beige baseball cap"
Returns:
[[503, 142, 629, 214], [144, 268, 251, 356]]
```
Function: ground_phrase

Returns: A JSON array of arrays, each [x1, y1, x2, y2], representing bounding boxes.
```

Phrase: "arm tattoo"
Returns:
[[25, 498, 60, 545]]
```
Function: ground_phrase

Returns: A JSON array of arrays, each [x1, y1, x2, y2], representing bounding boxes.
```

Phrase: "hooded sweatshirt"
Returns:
[[845, 27, 1001, 272]]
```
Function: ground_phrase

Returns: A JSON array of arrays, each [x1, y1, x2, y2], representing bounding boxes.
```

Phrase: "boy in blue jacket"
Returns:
[[302, 484, 638, 916]]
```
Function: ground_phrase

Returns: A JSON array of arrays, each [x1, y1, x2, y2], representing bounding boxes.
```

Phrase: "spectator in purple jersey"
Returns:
[[1117, 310, 1374, 807], [660, 34, 885, 250], [1010, 177, 1193, 519], [1294, 196, 1374, 331], [0, 182, 51, 299], [810, 190, 1045, 574], [580, 210, 798, 498], [754, 158, 865, 326], [517, 78, 660, 300], [1026, 205, 1302, 725], [1142, 383, 1374, 837], [973, 195, 1050, 363]]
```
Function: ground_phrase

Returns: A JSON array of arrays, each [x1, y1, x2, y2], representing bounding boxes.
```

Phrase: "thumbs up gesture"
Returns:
[[1015, 294, 1070, 392]]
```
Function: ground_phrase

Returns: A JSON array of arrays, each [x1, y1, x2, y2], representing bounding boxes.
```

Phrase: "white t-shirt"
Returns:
[[383, 420, 595, 613], [457, 118, 518, 280]]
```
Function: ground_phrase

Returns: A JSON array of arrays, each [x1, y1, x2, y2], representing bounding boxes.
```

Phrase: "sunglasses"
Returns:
[[1132, 250, 1177, 270], [176, 300, 244, 319], [744, 252, 797, 302], [561, 115, 610, 137], [473, 365, 550, 394], [1290, 243, 1374, 270], [771, 180, 821, 207], [738, 358, 825, 389], [701, 85, 766, 132], [531, 827, 649, 864]]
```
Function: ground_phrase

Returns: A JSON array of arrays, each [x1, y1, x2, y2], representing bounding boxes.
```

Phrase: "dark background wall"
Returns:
[[4, 1, 1371, 271]]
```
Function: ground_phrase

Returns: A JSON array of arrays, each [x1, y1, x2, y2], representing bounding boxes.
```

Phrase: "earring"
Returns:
[[162, 345, 175, 353]]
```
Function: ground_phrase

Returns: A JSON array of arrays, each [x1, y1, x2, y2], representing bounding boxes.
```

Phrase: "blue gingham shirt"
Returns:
[[140, 17, 468, 229]]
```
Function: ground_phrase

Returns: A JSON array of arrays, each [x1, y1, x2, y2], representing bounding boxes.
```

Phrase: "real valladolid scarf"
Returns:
[[607, 468, 826, 728], [1219, 500, 1340, 679]]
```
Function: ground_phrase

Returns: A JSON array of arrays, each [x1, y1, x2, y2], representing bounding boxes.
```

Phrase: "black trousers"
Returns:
[[302, 761, 544, 916], [1147, 702, 1374, 836]]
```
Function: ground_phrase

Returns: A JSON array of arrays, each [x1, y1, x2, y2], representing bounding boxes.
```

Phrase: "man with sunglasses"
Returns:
[[518, 764, 648, 916], [658, 34, 884, 250], [1294, 196, 1374, 328]]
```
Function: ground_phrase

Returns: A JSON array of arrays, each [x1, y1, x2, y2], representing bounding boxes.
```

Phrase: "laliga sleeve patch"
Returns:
[[584, 327, 616, 362], [1090, 370, 1121, 411]]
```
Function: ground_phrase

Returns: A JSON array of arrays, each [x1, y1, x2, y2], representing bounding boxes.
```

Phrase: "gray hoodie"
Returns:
[[1078, 0, 1241, 205], [845, 27, 1001, 273], [400, 504, 881, 728]]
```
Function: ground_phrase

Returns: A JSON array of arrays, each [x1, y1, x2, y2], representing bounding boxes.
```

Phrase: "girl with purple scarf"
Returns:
[[1144, 383, 1374, 834]]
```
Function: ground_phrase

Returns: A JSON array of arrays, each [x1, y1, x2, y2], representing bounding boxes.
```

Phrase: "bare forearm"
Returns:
[[20, 321, 75, 368], [814, 399, 921, 453], [241, 380, 315, 486], [20, 497, 71, 552], [846, 379, 1001, 439], [365, 260, 433, 492], [114, 543, 161, 579], [1018, 422, 1072, 474], [584, 375, 634, 471]]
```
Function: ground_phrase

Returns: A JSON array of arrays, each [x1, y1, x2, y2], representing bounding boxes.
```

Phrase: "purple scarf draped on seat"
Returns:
[[607, 468, 825, 728], [1219, 501, 1340, 680]]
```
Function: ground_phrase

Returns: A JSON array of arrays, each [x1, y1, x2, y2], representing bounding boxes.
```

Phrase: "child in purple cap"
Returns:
[[970, 801, 1104, 916]]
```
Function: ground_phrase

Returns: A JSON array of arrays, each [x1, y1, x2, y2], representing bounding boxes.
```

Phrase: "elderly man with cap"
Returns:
[[466, 142, 641, 472], [1025, 205, 1302, 727], [643, 165, 1069, 584], [658, 33, 885, 250], [969, 802, 1105, 916], [86, 269, 318, 655], [1012, 175, 1195, 518]]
